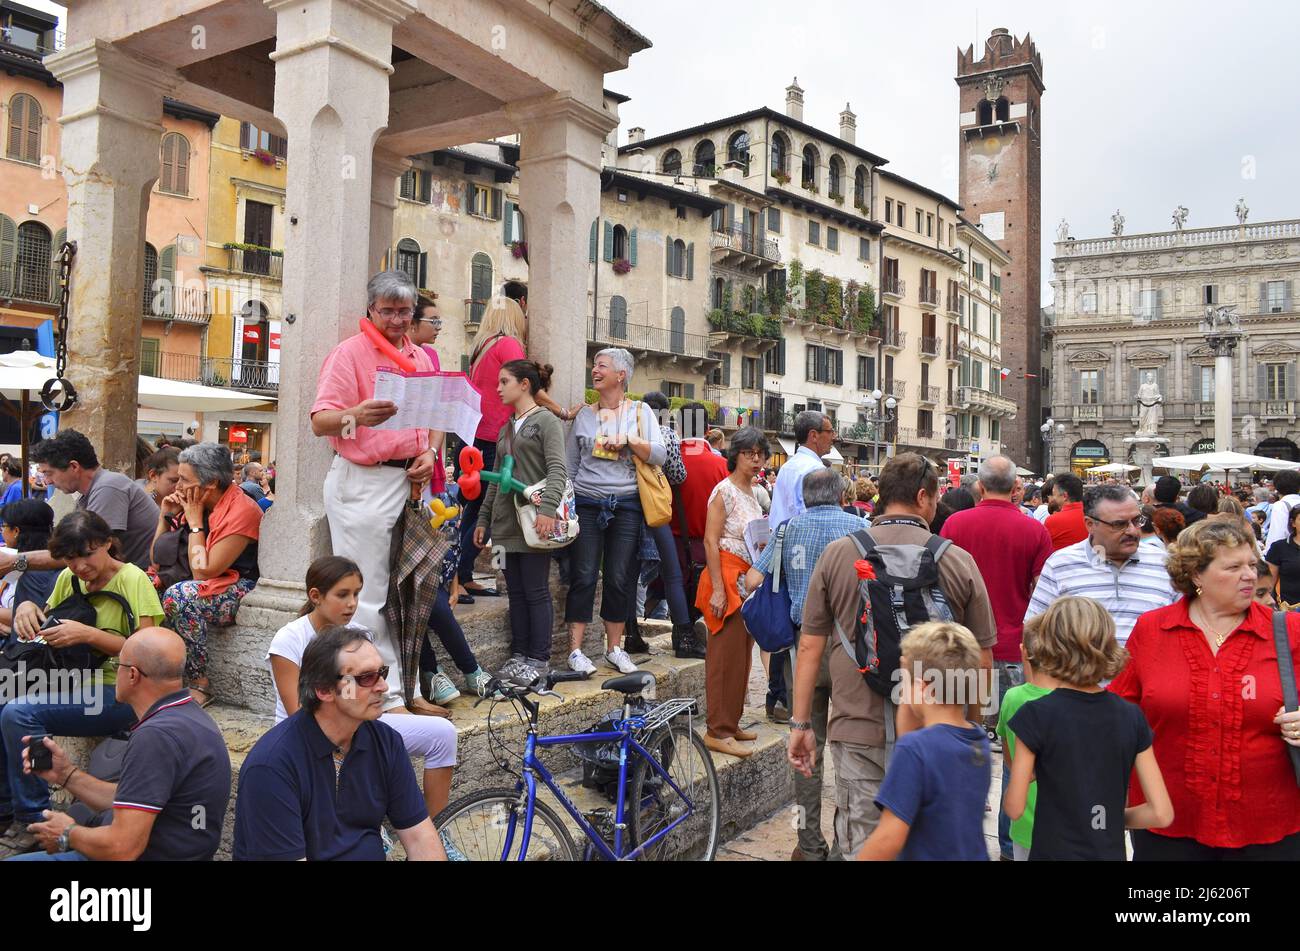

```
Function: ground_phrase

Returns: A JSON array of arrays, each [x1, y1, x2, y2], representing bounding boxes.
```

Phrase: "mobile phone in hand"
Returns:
[[27, 734, 52, 772]]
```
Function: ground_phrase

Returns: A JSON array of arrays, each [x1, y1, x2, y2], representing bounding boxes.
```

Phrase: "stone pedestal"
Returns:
[[46, 41, 171, 473], [1124, 436, 1170, 486]]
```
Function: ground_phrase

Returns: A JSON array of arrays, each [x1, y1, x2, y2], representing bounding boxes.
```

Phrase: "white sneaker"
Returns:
[[568, 649, 597, 675], [604, 647, 638, 674]]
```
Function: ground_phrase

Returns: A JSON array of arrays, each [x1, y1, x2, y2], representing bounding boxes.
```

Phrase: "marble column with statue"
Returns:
[[1204, 305, 1243, 453], [1124, 371, 1168, 484]]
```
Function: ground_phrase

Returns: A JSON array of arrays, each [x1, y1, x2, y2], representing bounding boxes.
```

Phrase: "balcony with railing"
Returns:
[[887, 379, 907, 399], [710, 224, 781, 266], [920, 385, 941, 404], [143, 350, 279, 393], [590, 317, 712, 361], [945, 436, 963, 451], [916, 427, 938, 441], [0, 263, 60, 305], [919, 335, 940, 357], [881, 276, 905, 299], [945, 340, 961, 363], [946, 294, 960, 316], [919, 285, 939, 309], [1073, 404, 1104, 424], [143, 284, 209, 323], [957, 385, 1018, 418], [225, 246, 284, 280], [881, 327, 906, 351]]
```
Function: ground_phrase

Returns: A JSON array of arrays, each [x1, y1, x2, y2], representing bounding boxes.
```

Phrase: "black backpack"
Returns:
[[0, 576, 136, 676], [834, 529, 954, 699]]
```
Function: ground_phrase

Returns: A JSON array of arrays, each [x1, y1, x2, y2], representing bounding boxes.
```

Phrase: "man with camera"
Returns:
[[9, 628, 231, 861]]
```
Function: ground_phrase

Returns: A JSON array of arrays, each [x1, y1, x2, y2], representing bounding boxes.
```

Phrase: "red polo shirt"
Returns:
[[674, 438, 728, 540], [940, 498, 1053, 661], [1111, 600, 1300, 849], [1045, 501, 1088, 551]]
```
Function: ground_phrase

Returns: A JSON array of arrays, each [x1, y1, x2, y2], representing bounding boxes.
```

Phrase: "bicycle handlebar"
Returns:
[[475, 668, 592, 706]]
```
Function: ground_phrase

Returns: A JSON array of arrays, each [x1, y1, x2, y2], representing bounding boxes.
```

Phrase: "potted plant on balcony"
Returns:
[[612, 257, 632, 275], [854, 198, 869, 215], [773, 170, 791, 186], [509, 240, 528, 260], [829, 191, 844, 205], [708, 308, 727, 331], [253, 148, 277, 166]]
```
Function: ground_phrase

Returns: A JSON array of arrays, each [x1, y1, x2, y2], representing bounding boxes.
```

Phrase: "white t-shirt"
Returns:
[[266, 615, 369, 723], [1265, 494, 1300, 552]]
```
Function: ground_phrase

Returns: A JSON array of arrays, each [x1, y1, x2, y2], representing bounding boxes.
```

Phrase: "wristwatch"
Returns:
[[14, 554, 28, 572], [56, 824, 74, 853], [789, 720, 813, 732]]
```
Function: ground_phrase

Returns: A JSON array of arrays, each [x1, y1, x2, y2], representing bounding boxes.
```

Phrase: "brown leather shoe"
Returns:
[[733, 727, 758, 741], [703, 734, 754, 758]]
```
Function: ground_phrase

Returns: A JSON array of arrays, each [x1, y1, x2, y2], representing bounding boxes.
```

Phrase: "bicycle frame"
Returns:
[[499, 716, 698, 861]]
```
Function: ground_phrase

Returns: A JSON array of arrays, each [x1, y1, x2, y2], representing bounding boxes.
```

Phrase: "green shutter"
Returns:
[[589, 219, 597, 262], [629, 228, 637, 267], [465, 182, 475, 215], [686, 242, 694, 280], [418, 252, 427, 289], [1258, 363, 1268, 399], [491, 188, 503, 221], [0, 214, 14, 294], [685, 383, 695, 398], [603, 221, 613, 262], [159, 245, 176, 315], [53, 228, 65, 254], [503, 201, 514, 244]]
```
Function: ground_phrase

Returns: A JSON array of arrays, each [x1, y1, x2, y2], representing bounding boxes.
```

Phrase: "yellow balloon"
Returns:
[[428, 498, 460, 530]]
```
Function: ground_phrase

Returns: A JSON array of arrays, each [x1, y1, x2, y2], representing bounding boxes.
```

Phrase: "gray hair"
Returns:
[[366, 270, 417, 309], [594, 347, 635, 388], [178, 442, 234, 490], [1083, 483, 1138, 519], [960, 473, 979, 490], [725, 426, 770, 474], [976, 455, 1017, 495], [793, 410, 827, 445], [802, 467, 846, 508], [241, 462, 262, 481]]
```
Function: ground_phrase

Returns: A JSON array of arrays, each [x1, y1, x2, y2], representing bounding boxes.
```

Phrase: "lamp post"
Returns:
[[863, 388, 898, 471], [1040, 418, 1065, 474]]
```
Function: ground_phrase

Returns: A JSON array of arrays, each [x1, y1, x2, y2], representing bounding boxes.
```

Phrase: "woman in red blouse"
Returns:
[[1111, 518, 1300, 859]]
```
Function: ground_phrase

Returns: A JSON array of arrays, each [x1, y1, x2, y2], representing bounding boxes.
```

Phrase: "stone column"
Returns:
[[1208, 333, 1241, 453], [370, 148, 409, 273], [227, 0, 407, 711], [511, 97, 611, 409], [45, 41, 171, 473]]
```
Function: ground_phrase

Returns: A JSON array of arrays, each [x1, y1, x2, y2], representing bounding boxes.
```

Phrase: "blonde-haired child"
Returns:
[[1004, 596, 1173, 860]]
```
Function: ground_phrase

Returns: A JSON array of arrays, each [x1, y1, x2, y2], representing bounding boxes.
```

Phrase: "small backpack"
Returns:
[[834, 528, 954, 699]]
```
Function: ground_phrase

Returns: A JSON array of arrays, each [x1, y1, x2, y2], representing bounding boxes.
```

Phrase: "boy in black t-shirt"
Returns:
[[1005, 596, 1173, 860]]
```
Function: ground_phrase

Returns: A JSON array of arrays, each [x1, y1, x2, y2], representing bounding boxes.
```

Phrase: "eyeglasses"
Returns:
[[374, 307, 414, 321], [414, 317, 443, 329], [120, 663, 149, 678], [1087, 515, 1146, 531], [737, 449, 766, 459], [337, 665, 390, 689]]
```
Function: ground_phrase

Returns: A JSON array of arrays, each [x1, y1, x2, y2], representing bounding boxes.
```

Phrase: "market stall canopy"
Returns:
[[1086, 463, 1141, 475], [1153, 451, 1300, 473], [776, 437, 798, 458], [1, 352, 276, 412], [821, 446, 845, 465], [1016, 466, 1035, 477]]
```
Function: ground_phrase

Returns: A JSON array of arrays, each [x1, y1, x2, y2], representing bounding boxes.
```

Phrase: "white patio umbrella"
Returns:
[[1086, 463, 1140, 475], [1153, 451, 1300, 474]]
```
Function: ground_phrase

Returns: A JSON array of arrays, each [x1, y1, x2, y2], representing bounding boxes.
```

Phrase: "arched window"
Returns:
[[469, 252, 493, 322], [995, 97, 1010, 122], [662, 149, 682, 176], [612, 224, 629, 260], [669, 307, 686, 354], [609, 295, 628, 338], [159, 132, 190, 195], [977, 100, 993, 126], [6, 94, 41, 164], [801, 144, 818, 190], [15, 221, 51, 301], [770, 132, 789, 177], [396, 238, 421, 286], [828, 155, 844, 199], [727, 130, 750, 174], [240, 300, 270, 362], [667, 238, 687, 278], [693, 139, 715, 177], [142, 243, 159, 314], [854, 165, 867, 207]]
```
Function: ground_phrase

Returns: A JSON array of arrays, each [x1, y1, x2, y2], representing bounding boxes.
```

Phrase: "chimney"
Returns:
[[627, 127, 645, 145], [785, 77, 804, 121], [839, 102, 856, 144]]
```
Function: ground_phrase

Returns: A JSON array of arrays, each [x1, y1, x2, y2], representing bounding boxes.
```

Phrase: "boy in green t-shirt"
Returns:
[[995, 614, 1053, 861]]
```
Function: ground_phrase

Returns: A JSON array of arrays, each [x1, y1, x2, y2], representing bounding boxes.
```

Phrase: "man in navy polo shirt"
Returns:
[[233, 625, 445, 861], [15, 628, 231, 861]]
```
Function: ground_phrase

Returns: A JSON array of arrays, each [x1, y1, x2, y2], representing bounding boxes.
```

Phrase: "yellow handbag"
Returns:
[[633, 401, 673, 528]]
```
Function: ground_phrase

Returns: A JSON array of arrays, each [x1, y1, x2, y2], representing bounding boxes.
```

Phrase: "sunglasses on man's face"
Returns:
[[337, 665, 390, 689]]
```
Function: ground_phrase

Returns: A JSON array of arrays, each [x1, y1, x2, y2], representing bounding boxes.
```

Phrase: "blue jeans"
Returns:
[[421, 586, 479, 676], [565, 494, 643, 625], [8, 850, 89, 862], [505, 551, 554, 662], [456, 438, 497, 585], [0, 683, 137, 822], [993, 660, 1024, 859], [631, 522, 690, 626]]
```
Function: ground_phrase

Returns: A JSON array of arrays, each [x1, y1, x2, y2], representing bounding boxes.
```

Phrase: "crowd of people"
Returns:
[[1, 265, 1299, 863]]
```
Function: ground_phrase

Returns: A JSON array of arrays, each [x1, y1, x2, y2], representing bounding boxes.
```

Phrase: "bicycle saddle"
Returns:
[[601, 671, 656, 694]]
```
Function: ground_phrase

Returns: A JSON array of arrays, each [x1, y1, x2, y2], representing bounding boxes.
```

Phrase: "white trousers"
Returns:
[[323, 456, 421, 709]]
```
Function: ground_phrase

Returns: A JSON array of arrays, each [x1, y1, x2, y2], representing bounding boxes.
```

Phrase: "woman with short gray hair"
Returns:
[[564, 347, 667, 675], [153, 442, 263, 704]]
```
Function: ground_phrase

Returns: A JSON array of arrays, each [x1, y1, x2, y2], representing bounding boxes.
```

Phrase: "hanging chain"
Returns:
[[40, 240, 79, 412]]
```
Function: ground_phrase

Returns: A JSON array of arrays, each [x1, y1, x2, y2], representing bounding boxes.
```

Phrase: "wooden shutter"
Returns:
[[721, 352, 731, 386], [465, 182, 476, 216], [1260, 282, 1269, 314], [491, 188, 503, 221], [418, 252, 428, 289], [1286, 280, 1294, 315], [1258, 363, 1269, 399], [503, 201, 514, 244], [159, 245, 176, 315], [725, 203, 735, 231], [589, 220, 597, 262], [1071, 369, 1081, 405], [686, 242, 694, 280], [175, 135, 189, 194], [666, 237, 673, 276], [239, 122, 252, 151], [400, 170, 415, 200], [160, 133, 175, 193], [53, 228, 65, 256], [1097, 369, 1106, 404], [806, 344, 816, 381], [603, 221, 613, 262], [419, 172, 431, 203], [1287, 363, 1297, 400], [834, 349, 843, 385], [629, 228, 638, 267], [685, 383, 695, 398]]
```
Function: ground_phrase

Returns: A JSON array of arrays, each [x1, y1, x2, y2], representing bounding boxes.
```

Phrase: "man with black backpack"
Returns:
[[790, 453, 996, 857]]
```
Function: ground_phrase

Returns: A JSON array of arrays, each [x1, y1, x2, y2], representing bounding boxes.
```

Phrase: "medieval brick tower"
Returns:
[[956, 28, 1045, 469]]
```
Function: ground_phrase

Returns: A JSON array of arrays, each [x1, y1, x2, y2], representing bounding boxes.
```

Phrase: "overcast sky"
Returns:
[[30, 0, 1298, 304], [602, 0, 1300, 303]]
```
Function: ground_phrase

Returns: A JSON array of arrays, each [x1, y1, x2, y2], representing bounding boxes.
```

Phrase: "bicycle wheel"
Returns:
[[435, 788, 579, 861], [628, 720, 721, 860]]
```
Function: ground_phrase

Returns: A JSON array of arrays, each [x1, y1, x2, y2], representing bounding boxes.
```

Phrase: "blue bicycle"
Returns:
[[435, 670, 721, 861]]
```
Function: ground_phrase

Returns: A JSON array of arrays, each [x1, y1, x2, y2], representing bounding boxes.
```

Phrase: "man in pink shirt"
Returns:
[[311, 270, 438, 713]]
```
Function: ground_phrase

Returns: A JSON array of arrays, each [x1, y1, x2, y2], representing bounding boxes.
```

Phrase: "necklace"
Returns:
[[1191, 604, 1240, 648]]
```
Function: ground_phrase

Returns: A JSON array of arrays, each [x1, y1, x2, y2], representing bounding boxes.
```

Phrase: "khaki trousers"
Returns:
[[829, 740, 888, 859], [705, 610, 752, 739]]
